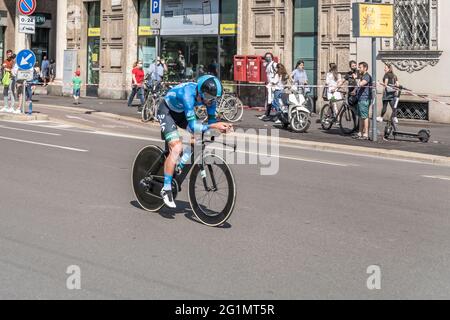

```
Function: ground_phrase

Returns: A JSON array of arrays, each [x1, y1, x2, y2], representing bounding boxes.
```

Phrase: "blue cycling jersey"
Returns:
[[164, 82, 217, 133]]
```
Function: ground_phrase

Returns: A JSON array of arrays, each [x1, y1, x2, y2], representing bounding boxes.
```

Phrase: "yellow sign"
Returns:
[[220, 24, 237, 35], [88, 28, 101, 37], [353, 3, 394, 38], [138, 26, 152, 36], [91, 53, 98, 62]]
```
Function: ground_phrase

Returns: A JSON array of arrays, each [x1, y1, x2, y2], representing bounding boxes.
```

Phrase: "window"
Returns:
[[138, 0, 156, 73], [293, 0, 318, 94], [394, 0, 431, 50]]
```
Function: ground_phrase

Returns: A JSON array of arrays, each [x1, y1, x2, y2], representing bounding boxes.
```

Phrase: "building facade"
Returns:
[[1, 0, 449, 123]]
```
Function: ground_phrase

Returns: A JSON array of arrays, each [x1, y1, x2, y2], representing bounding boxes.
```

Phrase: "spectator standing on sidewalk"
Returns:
[[72, 70, 82, 105], [49, 59, 56, 83], [127, 60, 145, 111], [378, 63, 400, 124], [344, 60, 359, 107], [291, 60, 309, 93], [1, 50, 16, 113], [41, 55, 50, 86], [353, 62, 373, 140], [259, 52, 279, 122], [148, 57, 167, 89]]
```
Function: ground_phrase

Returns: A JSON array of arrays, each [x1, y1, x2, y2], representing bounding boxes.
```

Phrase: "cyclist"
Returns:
[[157, 75, 233, 208]]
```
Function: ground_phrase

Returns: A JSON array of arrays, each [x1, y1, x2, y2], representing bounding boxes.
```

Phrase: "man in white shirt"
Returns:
[[259, 52, 278, 121]]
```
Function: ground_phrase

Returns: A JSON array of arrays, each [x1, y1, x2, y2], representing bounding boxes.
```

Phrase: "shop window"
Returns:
[[87, 1, 101, 96], [138, 0, 156, 73]]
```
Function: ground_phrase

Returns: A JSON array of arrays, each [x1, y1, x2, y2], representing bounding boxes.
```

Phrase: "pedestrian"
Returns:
[[378, 63, 400, 124], [72, 70, 82, 105], [177, 50, 186, 80], [127, 60, 145, 112], [325, 63, 343, 121], [291, 60, 309, 93], [272, 63, 290, 125], [1, 50, 16, 113], [208, 59, 219, 77], [148, 57, 167, 89], [344, 60, 359, 107], [259, 52, 279, 121], [49, 59, 56, 83], [353, 62, 373, 140], [17, 71, 35, 115], [41, 55, 50, 86]]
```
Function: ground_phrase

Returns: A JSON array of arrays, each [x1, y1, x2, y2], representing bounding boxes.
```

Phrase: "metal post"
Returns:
[[371, 36, 377, 142]]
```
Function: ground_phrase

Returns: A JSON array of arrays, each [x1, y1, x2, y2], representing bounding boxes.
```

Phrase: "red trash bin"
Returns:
[[247, 55, 263, 83], [233, 55, 247, 82], [260, 56, 279, 83]]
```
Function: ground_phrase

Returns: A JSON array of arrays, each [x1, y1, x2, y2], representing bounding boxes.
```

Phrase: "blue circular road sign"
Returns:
[[17, 49, 36, 71]]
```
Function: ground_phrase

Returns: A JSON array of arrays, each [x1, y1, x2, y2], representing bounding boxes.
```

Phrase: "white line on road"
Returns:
[[0, 125, 61, 136], [422, 175, 450, 181], [235, 150, 354, 167], [0, 136, 88, 152], [66, 115, 96, 123]]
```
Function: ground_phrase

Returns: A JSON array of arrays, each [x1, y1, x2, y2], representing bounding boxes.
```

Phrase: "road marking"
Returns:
[[0, 125, 61, 136], [66, 115, 96, 123], [422, 175, 450, 181], [0, 136, 88, 152], [235, 150, 354, 167]]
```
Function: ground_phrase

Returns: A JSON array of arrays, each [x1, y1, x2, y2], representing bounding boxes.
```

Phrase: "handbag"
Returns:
[[2, 71, 11, 87], [322, 86, 328, 101]]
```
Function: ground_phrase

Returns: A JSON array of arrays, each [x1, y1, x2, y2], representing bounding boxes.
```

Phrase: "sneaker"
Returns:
[[259, 115, 272, 122], [352, 132, 362, 139], [274, 120, 282, 125], [0, 107, 7, 113], [13, 109, 21, 114], [5, 108, 14, 113], [377, 116, 384, 123], [393, 117, 399, 124], [161, 189, 177, 209]]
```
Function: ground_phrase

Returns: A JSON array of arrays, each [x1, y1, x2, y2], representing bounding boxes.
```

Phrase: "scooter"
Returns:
[[384, 86, 431, 143], [277, 86, 311, 133]]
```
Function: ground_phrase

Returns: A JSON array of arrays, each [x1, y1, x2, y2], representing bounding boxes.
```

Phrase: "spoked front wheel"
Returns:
[[188, 154, 236, 227], [222, 95, 244, 123], [320, 104, 334, 130], [142, 97, 155, 122]]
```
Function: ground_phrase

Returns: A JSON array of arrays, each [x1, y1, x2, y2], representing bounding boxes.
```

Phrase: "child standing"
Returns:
[[72, 70, 82, 105]]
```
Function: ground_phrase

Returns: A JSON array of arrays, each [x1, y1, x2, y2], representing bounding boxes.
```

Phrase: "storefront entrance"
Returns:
[[31, 28, 50, 65], [161, 36, 218, 82]]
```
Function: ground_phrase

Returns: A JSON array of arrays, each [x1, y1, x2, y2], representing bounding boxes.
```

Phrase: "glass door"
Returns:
[[86, 1, 101, 97]]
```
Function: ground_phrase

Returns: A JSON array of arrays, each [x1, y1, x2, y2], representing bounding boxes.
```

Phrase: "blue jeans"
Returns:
[[127, 86, 145, 107], [272, 90, 283, 113]]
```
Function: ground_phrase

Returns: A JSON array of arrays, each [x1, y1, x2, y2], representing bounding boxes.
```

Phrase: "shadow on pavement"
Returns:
[[129, 200, 232, 229]]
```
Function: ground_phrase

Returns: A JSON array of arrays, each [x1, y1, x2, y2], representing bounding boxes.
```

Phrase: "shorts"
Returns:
[[73, 88, 80, 97], [357, 99, 371, 119], [157, 100, 188, 143]]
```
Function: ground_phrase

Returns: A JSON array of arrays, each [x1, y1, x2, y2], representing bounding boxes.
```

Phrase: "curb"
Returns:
[[35, 102, 450, 166], [0, 112, 49, 121]]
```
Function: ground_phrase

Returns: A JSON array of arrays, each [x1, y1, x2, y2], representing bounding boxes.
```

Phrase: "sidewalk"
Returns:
[[7, 93, 450, 158]]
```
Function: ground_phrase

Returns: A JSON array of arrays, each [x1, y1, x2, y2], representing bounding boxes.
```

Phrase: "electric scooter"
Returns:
[[384, 86, 431, 143]]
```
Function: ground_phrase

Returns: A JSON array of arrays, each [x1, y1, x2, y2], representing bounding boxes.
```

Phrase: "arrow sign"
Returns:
[[18, 0, 37, 16], [16, 49, 36, 71]]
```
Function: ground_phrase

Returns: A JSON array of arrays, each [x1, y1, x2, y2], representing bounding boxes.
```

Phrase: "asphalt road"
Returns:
[[0, 112, 450, 300]]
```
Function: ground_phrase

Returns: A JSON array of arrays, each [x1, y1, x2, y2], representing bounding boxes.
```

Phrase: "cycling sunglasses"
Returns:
[[202, 93, 218, 104]]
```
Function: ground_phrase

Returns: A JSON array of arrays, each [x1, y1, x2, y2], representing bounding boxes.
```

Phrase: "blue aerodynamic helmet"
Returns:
[[197, 75, 223, 101]]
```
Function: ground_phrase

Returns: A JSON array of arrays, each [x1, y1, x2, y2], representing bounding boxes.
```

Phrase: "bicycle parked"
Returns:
[[320, 91, 358, 135], [142, 79, 170, 122], [132, 131, 237, 227], [195, 91, 244, 123]]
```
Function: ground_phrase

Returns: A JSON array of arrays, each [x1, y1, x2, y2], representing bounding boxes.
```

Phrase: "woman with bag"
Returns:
[[378, 64, 400, 123], [1, 50, 16, 113], [325, 63, 343, 121]]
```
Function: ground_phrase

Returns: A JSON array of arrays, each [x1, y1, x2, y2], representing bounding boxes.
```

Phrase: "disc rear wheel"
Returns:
[[132, 146, 166, 212]]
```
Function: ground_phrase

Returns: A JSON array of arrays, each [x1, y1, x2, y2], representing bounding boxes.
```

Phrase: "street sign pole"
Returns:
[[371, 36, 377, 142]]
